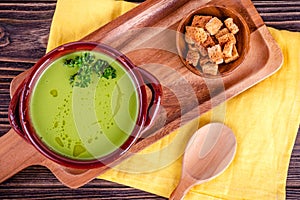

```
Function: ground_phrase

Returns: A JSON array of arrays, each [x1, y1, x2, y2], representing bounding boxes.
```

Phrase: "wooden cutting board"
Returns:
[[0, 0, 283, 188]]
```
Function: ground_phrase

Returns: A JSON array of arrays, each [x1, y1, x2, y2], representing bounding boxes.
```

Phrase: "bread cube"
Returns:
[[217, 33, 236, 46], [199, 56, 211, 66], [224, 18, 239, 34], [207, 44, 223, 64], [224, 45, 239, 63], [205, 17, 223, 35], [186, 26, 207, 44], [186, 50, 200, 66], [191, 15, 212, 28], [202, 33, 216, 48], [195, 43, 208, 56], [215, 28, 230, 39], [223, 42, 234, 58], [188, 44, 198, 51], [201, 62, 219, 75], [185, 34, 195, 44]]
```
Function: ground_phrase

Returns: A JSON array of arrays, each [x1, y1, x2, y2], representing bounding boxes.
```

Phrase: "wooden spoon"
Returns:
[[169, 123, 237, 200]]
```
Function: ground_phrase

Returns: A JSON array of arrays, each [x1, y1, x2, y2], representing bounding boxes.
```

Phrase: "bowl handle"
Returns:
[[8, 84, 28, 140], [137, 67, 162, 128]]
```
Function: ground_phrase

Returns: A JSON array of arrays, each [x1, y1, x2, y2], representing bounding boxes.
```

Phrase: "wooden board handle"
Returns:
[[0, 129, 44, 183], [0, 129, 97, 188]]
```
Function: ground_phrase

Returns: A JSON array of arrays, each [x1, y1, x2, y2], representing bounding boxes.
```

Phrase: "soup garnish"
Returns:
[[64, 52, 117, 88]]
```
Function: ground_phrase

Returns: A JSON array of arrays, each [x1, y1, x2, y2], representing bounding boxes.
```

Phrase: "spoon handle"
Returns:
[[169, 175, 196, 200]]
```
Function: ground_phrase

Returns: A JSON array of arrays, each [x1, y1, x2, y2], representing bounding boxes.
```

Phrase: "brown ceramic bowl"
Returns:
[[8, 42, 162, 169], [176, 5, 250, 78]]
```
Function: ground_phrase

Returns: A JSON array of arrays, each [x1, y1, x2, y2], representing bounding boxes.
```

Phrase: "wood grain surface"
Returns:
[[0, 0, 299, 199]]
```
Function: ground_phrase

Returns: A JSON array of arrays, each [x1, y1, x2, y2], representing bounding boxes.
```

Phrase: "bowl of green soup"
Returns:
[[9, 42, 162, 169]]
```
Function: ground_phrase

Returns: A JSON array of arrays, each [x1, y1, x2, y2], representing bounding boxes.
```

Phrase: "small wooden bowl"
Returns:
[[176, 5, 250, 78]]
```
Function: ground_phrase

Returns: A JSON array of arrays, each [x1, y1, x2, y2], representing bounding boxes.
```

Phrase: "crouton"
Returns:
[[188, 44, 198, 51], [224, 18, 239, 34], [199, 56, 211, 66], [185, 34, 195, 44], [205, 17, 223, 35], [201, 62, 219, 75], [217, 33, 236, 46], [186, 26, 207, 44], [186, 50, 200, 66], [215, 28, 230, 39], [191, 15, 212, 28], [224, 45, 239, 63], [223, 42, 234, 58], [195, 43, 208, 56], [207, 44, 223, 64], [202, 33, 216, 48]]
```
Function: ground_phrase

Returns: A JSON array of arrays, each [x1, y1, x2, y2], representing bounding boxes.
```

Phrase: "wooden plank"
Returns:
[[0, 2, 56, 62], [0, 61, 33, 135], [253, 0, 300, 31], [0, 166, 164, 199], [0, 0, 57, 2]]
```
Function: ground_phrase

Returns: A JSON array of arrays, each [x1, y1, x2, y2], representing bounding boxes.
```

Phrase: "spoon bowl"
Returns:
[[169, 123, 237, 200]]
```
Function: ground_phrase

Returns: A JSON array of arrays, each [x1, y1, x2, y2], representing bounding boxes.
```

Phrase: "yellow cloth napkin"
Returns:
[[47, 0, 300, 199]]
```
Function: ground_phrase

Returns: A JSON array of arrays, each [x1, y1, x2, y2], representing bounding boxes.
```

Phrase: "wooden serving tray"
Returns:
[[0, 0, 283, 188]]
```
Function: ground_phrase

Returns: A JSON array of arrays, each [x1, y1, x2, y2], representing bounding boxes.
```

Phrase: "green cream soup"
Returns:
[[30, 51, 139, 160]]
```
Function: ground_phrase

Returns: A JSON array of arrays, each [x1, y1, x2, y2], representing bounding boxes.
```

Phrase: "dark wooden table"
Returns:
[[0, 0, 299, 199]]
